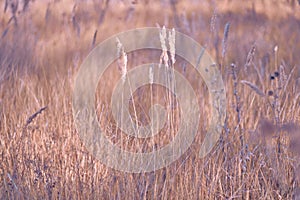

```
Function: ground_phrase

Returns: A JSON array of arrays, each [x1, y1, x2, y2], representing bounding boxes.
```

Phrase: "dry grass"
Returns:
[[0, 0, 300, 199]]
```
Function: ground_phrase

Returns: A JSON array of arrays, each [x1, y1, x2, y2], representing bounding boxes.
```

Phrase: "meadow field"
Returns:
[[0, 0, 300, 199]]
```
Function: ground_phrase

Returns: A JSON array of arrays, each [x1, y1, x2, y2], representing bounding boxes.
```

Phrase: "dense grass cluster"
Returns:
[[0, 0, 300, 199]]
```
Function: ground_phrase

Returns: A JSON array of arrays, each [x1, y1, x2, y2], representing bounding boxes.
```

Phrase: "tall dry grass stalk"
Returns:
[[116, 37, 127, 84], [159, 26, 169, 68], [241, 80, 265, 97], [221, 22, 230, 59]]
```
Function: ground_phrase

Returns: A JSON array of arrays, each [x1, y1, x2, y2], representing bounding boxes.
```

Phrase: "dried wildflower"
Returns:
[[149, 64, 154, 85], [159, 26, 169, 67], [245, 43, 256, 71], [168, 28, 176, 66], [222, 22, 230, 58], [116, 37, 127, 84], [268, 90, 274, 96], [279, 65, 287, 89], [210, 9, 217, 34]]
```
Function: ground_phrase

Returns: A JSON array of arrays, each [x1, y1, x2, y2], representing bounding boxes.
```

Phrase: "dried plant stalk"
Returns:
[[24, 106, 47, 128], [241, 80, 265, 97], [116, 37, 127, 84]]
